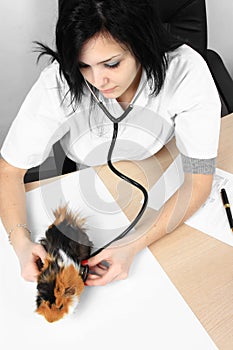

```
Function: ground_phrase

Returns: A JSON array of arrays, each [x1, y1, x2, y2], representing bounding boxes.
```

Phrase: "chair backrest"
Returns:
[[156, 0, 232, 115], [156, 0, 207, 57]]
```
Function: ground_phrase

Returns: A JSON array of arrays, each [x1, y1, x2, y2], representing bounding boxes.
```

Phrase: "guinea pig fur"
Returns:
[[36, 206, 93, 323]]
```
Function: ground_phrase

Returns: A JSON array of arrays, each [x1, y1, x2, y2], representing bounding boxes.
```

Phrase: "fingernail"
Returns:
[[82, 260, 88, 265]]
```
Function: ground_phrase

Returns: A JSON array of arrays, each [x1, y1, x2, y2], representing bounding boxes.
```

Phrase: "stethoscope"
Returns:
[[83, 79, 149, 260]]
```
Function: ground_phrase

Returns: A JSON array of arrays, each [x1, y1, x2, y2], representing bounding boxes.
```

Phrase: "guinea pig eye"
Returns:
[[58, 304, 64, 310]]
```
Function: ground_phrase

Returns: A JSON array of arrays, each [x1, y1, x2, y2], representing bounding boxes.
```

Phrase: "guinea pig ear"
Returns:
[[58, 265, 85, 298], [65, 287, 76, 296]]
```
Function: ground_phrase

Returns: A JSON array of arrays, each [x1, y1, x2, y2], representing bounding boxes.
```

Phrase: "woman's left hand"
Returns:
[[84, 243, 137, 286]]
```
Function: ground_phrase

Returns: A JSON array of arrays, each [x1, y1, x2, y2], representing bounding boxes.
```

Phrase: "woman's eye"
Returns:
[[105, 61, 120, 69], [79, 63, 89, 69]]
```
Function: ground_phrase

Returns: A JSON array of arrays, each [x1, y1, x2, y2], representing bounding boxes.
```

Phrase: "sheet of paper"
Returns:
[[0, 167, 218, 349], [147, 155, 184, 210], [185, 168, 233, 246]]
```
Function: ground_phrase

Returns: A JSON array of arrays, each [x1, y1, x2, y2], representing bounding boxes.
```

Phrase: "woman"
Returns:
[[0, 0, 221, 285]]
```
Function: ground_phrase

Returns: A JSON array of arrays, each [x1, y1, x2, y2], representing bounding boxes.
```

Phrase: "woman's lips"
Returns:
[[100, 87, 117, 94]]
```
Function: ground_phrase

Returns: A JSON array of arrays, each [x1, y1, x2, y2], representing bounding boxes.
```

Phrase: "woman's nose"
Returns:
[[91, 68, 108, 89]]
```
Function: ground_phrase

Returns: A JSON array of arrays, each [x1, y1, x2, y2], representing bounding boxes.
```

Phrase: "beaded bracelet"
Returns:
[[8, 224, 31, 244]]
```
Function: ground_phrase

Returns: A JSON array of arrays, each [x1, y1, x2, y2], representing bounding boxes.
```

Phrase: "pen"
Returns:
[[220, 188, 233, 232]]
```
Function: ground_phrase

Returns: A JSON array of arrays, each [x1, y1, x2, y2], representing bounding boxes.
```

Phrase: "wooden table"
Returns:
[[95, 113, 233, 350], [26, 113, 233, 349]]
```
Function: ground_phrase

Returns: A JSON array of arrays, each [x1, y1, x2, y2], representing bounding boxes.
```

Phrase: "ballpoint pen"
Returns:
[[220, 188, 233, 232]]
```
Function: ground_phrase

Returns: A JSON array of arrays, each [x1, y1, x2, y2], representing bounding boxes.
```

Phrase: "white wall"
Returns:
[[0, 0, 57, 147], [206, 0, 233, 78]]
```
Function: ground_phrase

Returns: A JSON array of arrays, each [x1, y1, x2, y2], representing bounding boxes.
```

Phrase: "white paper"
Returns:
[[185, 168, 233, 246], [147, 155, 184, 210], [0, 167, 218, 349]]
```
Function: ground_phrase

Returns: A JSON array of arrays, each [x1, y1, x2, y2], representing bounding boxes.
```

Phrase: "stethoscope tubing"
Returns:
[[84, 79, 149, 257], [90, 122, 148, 257]]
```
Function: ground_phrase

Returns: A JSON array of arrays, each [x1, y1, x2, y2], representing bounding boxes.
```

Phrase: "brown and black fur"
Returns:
[[36, 206, 93, 322]]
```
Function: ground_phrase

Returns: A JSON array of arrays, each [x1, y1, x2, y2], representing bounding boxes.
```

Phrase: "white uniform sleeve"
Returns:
[[1, 64, 70, 169], [168, 46, 221, 161]]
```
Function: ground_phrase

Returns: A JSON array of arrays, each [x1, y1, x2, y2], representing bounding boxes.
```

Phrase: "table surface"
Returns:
[[26, 113, 233, 349]]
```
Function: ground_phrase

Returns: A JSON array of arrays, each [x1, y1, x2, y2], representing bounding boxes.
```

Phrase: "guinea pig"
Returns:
[[36, 206, 93, 323]]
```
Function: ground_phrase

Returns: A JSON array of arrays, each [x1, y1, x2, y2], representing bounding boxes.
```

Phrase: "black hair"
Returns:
[[36, 0, 183, 104]]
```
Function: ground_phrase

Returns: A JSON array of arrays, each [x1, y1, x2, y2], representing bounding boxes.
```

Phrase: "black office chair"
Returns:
[[24, 0, 233, 182], [156, 0, 233, 117]]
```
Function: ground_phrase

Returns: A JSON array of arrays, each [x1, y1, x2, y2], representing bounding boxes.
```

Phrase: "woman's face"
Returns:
[[78, 33, 142, 104]]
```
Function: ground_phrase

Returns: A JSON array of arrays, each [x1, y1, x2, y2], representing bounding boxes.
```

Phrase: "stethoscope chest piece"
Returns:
[[80, 264, 89, 282]]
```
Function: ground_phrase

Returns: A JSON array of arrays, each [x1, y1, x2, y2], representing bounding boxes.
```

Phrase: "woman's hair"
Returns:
[[37, 0, 183, 104]]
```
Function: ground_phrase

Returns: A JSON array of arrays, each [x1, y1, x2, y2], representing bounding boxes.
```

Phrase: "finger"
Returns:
[[98, 261, 110, 270], [86, 250, 111, 268], [21, 265, 40, 282], [88, 264, 110, 279], [87, 273, 102, 281], [86, 268, 119, 286], [33, 244, 47, 262], [89, 265, 107, 277], [30, 273, 39, 282], [23, 275, 38, 283]]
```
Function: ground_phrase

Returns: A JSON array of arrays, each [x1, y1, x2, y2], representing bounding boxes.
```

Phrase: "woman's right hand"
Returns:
[[0, 159, 47, 281], [13, 237, 47, 282]]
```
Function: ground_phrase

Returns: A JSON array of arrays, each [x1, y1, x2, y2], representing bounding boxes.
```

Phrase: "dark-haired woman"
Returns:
[[0, 0, 221, 285]]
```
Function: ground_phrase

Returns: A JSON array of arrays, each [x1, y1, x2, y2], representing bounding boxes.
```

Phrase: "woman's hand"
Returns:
[[84, 243, 138, 286], [0, 159, 47, 282], [13, 237, 47, 282]]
